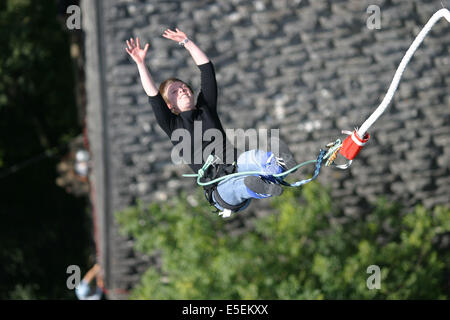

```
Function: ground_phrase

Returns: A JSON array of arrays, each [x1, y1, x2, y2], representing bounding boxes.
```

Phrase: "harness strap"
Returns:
[[213, 188, 249, 212], [275, 149, 326, 187], [201, 161, 248, 213]]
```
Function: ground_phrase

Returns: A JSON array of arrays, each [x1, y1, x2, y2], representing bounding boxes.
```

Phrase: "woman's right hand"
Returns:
[[126, 37, 149, 65]]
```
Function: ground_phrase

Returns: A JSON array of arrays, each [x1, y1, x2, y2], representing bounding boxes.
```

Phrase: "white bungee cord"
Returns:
[[336, 8, 450, 166], [357, 8, 450, 139]]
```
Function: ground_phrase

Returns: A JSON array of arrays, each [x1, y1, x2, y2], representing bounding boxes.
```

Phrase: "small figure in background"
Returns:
[[75, 264, 105, 300]]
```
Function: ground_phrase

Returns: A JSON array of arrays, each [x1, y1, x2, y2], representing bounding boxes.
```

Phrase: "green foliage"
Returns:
[[116, 183, 450, 299], [0, 0, 80, 168], [0, 1, 90, 299], [7, 284, 39, 300]]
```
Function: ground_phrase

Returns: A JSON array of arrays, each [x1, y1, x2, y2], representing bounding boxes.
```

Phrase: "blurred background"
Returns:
[[0, 0, 449, 299], [0, 0, 93, 299]]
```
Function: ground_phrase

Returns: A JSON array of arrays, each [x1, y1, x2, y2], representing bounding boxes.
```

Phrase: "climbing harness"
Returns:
[[183, 9, 450, 209], [184, 139, 342, 212], [199, 157, 250, 213]]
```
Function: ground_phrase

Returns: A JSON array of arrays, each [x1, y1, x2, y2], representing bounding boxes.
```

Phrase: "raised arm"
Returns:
[[163, 29, 217, 110], [126, 37, 174, 135], [162, 28, 210, 66], [126, 37, 159, 97]]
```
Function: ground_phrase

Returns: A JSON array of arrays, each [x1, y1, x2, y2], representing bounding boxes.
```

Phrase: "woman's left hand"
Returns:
[[162, 28, 188, 43]]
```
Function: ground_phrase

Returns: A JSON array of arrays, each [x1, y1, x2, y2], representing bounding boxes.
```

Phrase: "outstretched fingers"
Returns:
[[125, 36, 150, 63], [162, 30, 172, 38]]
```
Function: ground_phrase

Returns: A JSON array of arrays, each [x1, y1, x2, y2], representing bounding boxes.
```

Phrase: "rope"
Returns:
[[277, 149, 326, 187], [183, 158, 317, 186], [357, 8, 450, 138], [183, 139, 342, 187]]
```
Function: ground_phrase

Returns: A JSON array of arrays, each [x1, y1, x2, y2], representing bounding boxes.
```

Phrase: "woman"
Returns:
[[126, 28, 296, 216]]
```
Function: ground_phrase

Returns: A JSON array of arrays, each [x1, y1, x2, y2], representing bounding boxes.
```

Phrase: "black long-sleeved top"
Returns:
[[148, 61, 236, 173]]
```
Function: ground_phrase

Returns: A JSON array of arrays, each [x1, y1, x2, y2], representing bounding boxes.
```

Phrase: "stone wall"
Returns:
[[83, 0, 449, 299]]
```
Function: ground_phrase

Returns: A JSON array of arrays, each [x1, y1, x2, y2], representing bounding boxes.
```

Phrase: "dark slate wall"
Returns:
[[84, 0, 449, 299]]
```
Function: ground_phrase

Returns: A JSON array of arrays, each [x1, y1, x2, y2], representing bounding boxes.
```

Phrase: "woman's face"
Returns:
[[166, 81, 195, 114]]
